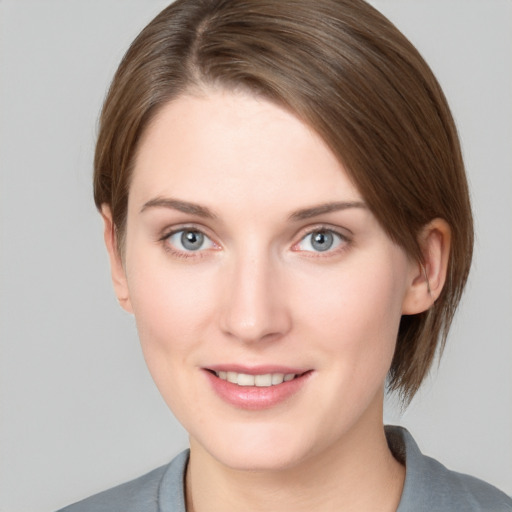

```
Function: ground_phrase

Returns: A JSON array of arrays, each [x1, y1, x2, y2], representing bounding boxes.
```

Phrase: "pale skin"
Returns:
[[102, 89, 451, 511]]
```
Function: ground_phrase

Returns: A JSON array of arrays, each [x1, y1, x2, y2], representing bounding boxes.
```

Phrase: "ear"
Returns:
[[101, 205, 133, 313], [402, 218, 451, 315]]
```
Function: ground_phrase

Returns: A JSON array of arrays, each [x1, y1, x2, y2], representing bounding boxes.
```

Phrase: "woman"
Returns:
[[59, 0, 512, 510]]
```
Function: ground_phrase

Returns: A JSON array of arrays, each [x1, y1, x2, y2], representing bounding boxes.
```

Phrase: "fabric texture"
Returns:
[[58, 426, 512, 511]]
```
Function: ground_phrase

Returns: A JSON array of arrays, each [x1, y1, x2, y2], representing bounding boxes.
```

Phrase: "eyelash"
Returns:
[[291, 227, 350, 257], [158, 225, 351, 259], [158, 225, 218, 259]]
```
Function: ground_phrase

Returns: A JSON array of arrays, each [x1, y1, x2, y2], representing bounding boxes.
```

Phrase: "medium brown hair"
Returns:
[[94, 0, 473, 403]]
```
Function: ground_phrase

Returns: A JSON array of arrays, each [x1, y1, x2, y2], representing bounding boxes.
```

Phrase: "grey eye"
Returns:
[[310, 231, 334, 252], [296, 229, 344, 253], [167, 229, 215, 252], [180, 230, 204, 251]]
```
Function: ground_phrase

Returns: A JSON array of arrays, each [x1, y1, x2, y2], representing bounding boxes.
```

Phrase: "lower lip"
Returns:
[[204, 370, 312, 410]]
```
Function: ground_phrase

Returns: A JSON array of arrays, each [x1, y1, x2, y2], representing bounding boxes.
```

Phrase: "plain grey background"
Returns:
[[0, 1, 511, 511]]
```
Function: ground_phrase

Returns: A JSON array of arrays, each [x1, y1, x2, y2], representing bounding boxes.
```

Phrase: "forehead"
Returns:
[[130, 89, 363, 215]]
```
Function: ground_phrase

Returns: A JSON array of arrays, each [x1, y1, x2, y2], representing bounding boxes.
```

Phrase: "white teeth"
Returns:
[[215, 371, 298, 386], [254, 374, 272, 387], [237, 373, 255, 386], [271, 373, 285, 385]]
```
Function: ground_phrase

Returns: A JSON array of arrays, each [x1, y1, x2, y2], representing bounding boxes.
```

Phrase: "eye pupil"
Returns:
[[311, 231, 333, 251], [181, 230, 204, 250]]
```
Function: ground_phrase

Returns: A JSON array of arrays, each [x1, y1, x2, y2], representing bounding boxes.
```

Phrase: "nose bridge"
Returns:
[[220, 241, 290, 343]]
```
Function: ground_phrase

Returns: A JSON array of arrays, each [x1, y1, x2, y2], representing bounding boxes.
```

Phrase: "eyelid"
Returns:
[[159, 222, 216, 241], [157, 223, 350, 257], [158, 224, 221, 256], [291, 224, 351, 254], [293, 223, 351, 242]]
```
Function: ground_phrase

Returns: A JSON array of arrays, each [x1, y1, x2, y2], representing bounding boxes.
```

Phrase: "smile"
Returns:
[[214, 371, 297, 387], [205, 368, 312, 410]]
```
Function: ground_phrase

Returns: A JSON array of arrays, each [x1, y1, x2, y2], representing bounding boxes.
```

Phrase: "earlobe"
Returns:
[[402, 218, 451, 315], [101, 205, 133, 314]]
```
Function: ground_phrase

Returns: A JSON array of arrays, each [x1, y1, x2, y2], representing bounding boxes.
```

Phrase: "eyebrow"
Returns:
[[140, 197, 217, 218], [288, 201, 366, 221], [140, 197, 366, 221]]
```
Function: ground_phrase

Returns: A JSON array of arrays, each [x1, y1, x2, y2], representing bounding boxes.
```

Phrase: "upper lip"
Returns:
[[205, 364, 309, 375]]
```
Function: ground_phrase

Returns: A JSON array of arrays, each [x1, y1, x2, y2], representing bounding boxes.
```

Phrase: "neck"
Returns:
[[185, 397, 404, 512]]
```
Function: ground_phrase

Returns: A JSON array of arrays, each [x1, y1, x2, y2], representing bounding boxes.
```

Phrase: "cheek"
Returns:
[[291, 252, 408, 369], [124, 254, 220, 419], [126, 252, 217, 358]]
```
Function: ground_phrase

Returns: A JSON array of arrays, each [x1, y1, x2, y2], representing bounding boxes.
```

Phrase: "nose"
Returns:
[[219, 249, 292, 344]]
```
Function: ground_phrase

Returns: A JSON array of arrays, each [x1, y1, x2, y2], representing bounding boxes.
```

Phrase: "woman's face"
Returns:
[[114, 89, 418, 471]]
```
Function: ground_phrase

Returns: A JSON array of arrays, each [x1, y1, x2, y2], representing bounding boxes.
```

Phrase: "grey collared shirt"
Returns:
[[58, 426, 512, 511]]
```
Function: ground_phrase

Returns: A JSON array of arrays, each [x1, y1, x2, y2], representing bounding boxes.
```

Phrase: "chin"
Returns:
[[211, 444, 311, 473], [190, 419, 322, 472]]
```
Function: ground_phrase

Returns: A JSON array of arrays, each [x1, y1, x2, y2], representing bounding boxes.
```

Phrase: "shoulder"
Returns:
[[57, 450, 189, 512], [386, 426, 512, 512]]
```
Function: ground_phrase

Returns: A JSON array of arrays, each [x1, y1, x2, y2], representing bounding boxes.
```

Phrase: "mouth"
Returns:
[[209, 370, 300, 387], [204, 367, 312, 410]]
